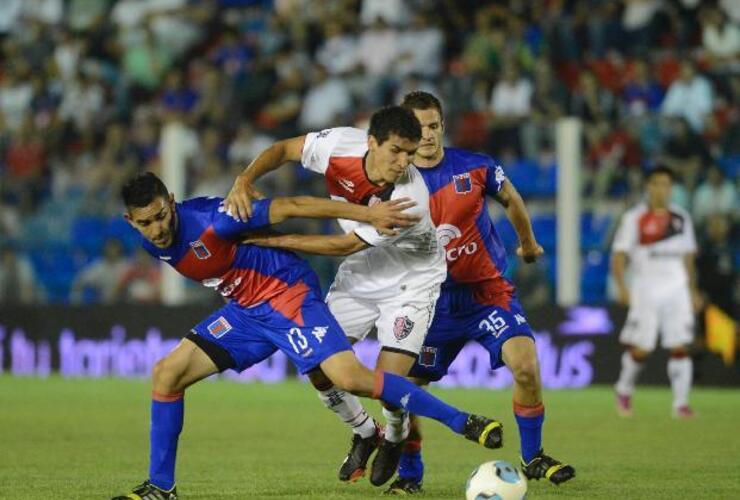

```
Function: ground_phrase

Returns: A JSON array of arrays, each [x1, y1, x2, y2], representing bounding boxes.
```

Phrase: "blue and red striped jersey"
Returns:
[[141, 196, 319, 324], [416, 148, 516, 308]]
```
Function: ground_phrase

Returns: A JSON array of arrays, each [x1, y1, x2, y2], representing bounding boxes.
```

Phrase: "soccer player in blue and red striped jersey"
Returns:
[[380, 91, 576, 494], [111, 168, 505, 498]]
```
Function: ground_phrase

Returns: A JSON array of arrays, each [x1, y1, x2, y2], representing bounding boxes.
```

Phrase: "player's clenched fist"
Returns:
[[516, 241, 544, 263], [225, 175, 264, 221]]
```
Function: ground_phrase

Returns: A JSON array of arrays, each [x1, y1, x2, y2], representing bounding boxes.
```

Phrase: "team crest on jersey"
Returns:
[[207, 316, 232, 338], [453, 173, 472, 194], [393, 315, 415, 340], [190, 240, 211, 259]]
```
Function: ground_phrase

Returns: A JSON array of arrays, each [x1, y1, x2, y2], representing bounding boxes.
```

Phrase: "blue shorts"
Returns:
[[409, 290, 534, 382], [190, 287, 352, 375]]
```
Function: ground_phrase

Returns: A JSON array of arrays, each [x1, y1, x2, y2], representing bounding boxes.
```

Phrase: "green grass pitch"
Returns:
[[1, 377, 739, 499]]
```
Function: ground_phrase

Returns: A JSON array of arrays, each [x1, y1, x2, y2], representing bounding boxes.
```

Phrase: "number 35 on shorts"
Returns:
[[479, 310, 527, 338]]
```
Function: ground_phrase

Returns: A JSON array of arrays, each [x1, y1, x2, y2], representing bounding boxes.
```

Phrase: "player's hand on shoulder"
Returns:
[[368, 197, 420, 236], [516, 241, 544, 264], [226, 175, 265, 222]]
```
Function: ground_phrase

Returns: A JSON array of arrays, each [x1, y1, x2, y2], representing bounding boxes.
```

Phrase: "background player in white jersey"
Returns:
[[225, 107, 496, 487], [612, 166, 700, 419]]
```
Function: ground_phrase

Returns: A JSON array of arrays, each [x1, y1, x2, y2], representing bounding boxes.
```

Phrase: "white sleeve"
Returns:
[[612, 211, 636, 253], [683, 214, 698, 254], [300, 127, 345, 175]]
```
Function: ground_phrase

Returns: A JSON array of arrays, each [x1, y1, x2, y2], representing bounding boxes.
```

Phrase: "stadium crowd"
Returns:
[[0, 0, 737, 313]]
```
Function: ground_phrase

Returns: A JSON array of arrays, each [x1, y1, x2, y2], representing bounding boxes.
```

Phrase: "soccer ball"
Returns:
[[465, 460, 528, 500]]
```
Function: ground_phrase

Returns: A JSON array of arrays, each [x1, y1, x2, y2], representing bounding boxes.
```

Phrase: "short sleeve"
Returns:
[[300, 128, 345, 175], [213, 198, 273, 239], [485, 160, 506, 196], [611, 211, 636, 253], [682, 213, 697, 254]]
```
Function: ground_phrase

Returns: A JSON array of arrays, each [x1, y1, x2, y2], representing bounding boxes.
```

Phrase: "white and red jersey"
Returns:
[[301, 127, 446, 300], [612, 203, 697, 297]]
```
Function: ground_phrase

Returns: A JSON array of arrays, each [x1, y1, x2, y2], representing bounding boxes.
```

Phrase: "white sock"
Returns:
[[667, 357, 693, 409], [382, 407, 409, 443], [318, 387, 376, 438], [615, 351, 644, 396]]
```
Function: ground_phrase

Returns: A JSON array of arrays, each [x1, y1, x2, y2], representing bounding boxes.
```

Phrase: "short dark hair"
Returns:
[[121, 172, 169, 208], [401, 90, 443, 117], [368, 106, 421, 145], [645, 165, 675, 182]]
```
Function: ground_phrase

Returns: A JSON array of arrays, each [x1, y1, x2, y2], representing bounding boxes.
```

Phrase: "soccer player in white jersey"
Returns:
[[225, 107, 502, 487], [612, 166, 700, 419]]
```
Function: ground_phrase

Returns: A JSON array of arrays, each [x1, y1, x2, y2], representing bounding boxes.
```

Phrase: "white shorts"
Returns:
[[326, 285, 440, 357], [619, 288, 694, 352]]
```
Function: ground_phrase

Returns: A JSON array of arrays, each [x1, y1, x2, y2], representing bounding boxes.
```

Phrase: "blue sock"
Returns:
[[374, 372, 468, 434], [514, 401, 544, 463], [398, 441, 424, 481], [149, 393, 184, 490]]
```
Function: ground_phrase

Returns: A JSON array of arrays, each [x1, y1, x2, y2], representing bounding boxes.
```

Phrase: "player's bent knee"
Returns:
[[509, 358, 538, 389], [152, 357, 184, 393]]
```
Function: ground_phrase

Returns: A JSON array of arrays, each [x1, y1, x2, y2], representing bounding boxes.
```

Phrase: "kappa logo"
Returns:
[[207, 316, 232, 338], [393, 315, 415, 340], [453, 172, 472, 194], [190, 240, 211, 259], [399, 392, 411, 409], [337, 178, 355, 193]]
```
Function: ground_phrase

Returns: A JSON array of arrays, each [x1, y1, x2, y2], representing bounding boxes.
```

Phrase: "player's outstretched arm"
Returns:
[[244, 232, 369, 256], [268, 197, 419, 236], [225, 135, 306, 221], [494, 179, 543, 263]]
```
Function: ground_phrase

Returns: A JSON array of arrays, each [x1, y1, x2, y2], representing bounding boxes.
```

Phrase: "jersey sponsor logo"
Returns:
[[207, 316, 232, 338], [436, 223, 478, 261], [337, 178, 355, 193], [316, 129, 332, 139], [393, 315, 415, 340], [419, 346, 438, 367], [453, 173, 472, 194], [189, 240, 211, 259]]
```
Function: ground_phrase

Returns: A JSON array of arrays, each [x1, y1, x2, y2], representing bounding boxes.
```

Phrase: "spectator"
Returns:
[[697, 214, 737, 315], [658, 117, 711, 190], [396, 12, 444, 78], [70, 238, 128, 304], [622, 59, 664, 116], [315, 21, 358, 76], [522, 58, 568, 159], [0, 245, 41, 304], [298, 65, 352, 131], [701, 7, 740, 65], [570, 69, 617, 124], [489, 61, 533, 156], [123, 26, 173, 92], [692, 165, 737, 223], [661, 60, 713, 132], [115, 247, 161, 304]]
